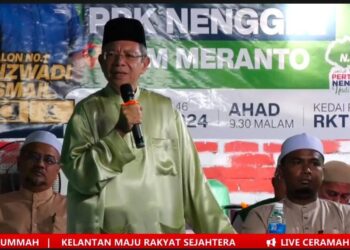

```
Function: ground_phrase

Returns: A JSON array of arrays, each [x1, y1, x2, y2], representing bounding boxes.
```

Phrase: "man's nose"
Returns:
[[33, 157, 46, 167], [302, 163, 312, 173], [113, 54, 127, 65]]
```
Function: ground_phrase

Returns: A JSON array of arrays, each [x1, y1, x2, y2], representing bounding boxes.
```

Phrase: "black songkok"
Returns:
[[102, 17, 146, 48]]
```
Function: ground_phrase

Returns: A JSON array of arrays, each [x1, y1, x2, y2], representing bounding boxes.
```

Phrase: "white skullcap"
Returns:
[[22, 131, 62, 154], [278, 133, 324, 165], [323, 161, 350, 184]]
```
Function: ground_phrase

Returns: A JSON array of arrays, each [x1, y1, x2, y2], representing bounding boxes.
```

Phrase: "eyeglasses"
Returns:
[[102, 51, 144, 62], [24, 152, 59, 166]]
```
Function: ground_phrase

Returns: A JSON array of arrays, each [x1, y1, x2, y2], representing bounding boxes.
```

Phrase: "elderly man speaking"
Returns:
[[61, 17, 234, 234]]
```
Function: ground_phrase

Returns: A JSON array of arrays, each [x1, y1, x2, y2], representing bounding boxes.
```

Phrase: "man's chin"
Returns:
[[108, 81, 131, 92], [26, 177, 47, 187], [294, 187, 317, 199], [110, 78, 130, 85]]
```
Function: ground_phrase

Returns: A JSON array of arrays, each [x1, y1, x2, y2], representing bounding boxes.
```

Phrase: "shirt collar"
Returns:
[[20, 187, 54, 202], [284, 197, 319, 212], [104, 84, 141, 103]]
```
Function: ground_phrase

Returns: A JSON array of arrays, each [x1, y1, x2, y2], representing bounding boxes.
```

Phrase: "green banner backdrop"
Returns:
[[0, 3, 350, 139]]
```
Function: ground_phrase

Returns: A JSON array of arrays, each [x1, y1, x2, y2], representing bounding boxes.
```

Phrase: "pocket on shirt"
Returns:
[[157, 203, 185, 233], [151, 138, 178, 176], [159, 220, 185, 233]]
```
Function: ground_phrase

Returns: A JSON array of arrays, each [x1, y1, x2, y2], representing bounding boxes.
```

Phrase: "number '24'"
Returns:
[[181, 114, 208, 128]]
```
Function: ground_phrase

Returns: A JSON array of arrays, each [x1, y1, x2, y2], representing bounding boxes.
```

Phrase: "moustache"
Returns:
[[30, 167, 46, 176]]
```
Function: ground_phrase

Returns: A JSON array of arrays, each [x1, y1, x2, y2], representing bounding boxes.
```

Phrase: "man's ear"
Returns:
[[277, 165, 285, 179], [271, 177, 277, 188], [98, 54, 104, 66], [54, 165, 61, 175], [140, 56, 150, 74]]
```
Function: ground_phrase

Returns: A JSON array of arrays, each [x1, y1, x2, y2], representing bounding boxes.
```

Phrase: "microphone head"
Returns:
[[120, 84, 134, 102]]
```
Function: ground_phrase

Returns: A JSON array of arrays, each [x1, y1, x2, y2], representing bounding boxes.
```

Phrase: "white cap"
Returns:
[[22, 131, 62, 154], [278, 133, 324, 165], [323, 160, 350, 184]]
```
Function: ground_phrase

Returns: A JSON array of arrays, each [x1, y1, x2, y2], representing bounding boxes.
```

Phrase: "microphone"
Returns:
[[120, 84, 145, 148]]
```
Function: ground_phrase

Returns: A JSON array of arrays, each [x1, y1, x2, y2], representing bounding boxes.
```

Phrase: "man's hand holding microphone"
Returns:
[[115, 84, 145, 148]]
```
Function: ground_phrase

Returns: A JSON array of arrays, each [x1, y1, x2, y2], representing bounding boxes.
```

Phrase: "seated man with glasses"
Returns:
[[0, 130, 66, 233]]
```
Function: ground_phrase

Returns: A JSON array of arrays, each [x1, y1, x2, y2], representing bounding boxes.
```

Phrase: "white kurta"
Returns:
[[0, 188, 66, 233], [242, 198, 350, 233]]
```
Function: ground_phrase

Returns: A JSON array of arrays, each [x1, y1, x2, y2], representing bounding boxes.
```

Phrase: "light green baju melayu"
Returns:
[[61, 85, 235, 233]]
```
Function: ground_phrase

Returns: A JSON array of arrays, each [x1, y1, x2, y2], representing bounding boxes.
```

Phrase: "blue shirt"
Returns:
[[0, 4, 84, 64]]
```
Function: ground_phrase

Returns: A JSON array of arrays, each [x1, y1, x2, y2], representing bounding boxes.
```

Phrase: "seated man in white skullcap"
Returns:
[[319, 160, 350, 204], [242, 133, 350, 233], [0, 131, 66, 233]]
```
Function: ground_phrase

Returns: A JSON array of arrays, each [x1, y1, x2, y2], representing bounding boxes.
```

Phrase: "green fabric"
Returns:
[[61, 85, 235, 233], [207, 179, 230, 216]]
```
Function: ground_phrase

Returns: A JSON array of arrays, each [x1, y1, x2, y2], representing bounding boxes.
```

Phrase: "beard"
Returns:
[[292, 187, 317, 200], [24, 176, 47, 187]]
